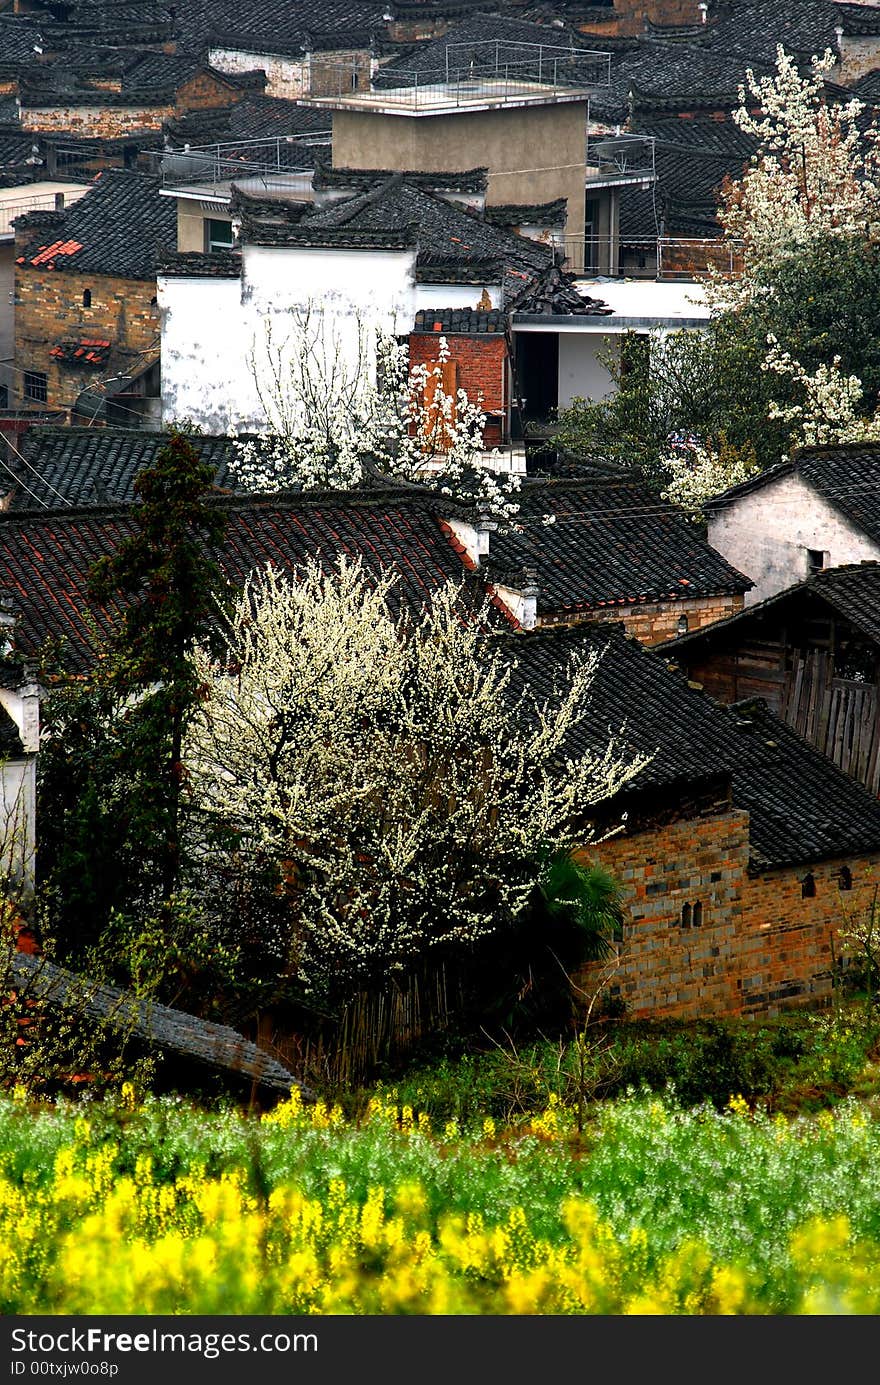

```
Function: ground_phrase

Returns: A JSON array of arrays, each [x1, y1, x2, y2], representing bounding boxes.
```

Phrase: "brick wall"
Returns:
[[20, 103, 172, 135], [574, 808, 880, 1020], [539, 592, 745, 645], [14, 266, 159, 413], [572, 1, 706, 37], [409, 331, 508, 445], [174, 71, 245, 115]]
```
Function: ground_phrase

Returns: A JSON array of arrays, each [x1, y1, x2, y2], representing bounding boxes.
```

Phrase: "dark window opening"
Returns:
[[680, 902, 692, 928], [205, 217, 234, 253], [839, 866, 853, 892], [23, 370, 47, 403], [82, 289, 91, 308], [806, 548, 825, 576], [692, 900, 703, 927], [802, 873, 816, 899]]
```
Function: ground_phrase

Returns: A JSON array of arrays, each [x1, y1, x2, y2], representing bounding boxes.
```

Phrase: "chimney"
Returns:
[[444, 512, 497, 566], [0, 593, 16, 657], [519, 567, 539, 631]]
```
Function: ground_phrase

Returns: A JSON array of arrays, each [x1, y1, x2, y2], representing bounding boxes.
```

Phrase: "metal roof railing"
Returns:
[[551, 234, 745, 279], [307, 42, 612, 111], [159, 133, 331, 196]]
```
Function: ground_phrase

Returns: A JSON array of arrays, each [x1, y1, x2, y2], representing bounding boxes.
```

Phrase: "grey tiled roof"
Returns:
[[375, 12, 598, 86], [16, 169, 177, 281], [4, 427, 241, 510], [10, 950, 307, 1095], [663, 561, 880, 654], [312, 164, 488, 194], [0, 16, 42, 64], [504, 619, 767, 794], [413, 307, 507, 333], [484, 476, 752, 615], [706, 443, 880, 550], [292, 173, 552, 288], [732, 699, 880, 872], [0, 488, 502, 670], [164, 95, 331, 149], [208, 0, 390, 55]]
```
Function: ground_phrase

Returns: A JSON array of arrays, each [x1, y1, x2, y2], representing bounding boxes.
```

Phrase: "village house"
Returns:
[[660, 561, 880, 796], [444, 472, 751, 639], [12, 168, 176, 422], [205, 0, 390, 101], [705, 443, 880, 606], [0, 484, 872, 1020]]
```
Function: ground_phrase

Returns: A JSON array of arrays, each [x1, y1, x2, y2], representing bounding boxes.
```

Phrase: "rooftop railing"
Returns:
[[0, 192, 77, 238], [159, 134, 331, 197], [551, 235, 744, 280], [307, 41, 612, 111]]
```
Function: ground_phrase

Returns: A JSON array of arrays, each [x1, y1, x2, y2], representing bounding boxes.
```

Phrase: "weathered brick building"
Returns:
[[13, 169, 176, 421], [444, 474, 752, 641], [661, 561, 880, 797], [512, 624, 880, 1020]]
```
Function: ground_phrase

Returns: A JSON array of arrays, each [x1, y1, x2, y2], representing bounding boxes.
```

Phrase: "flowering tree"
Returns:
[[557, 52, 880, 509], [228, 306, 520, 520], [184, 558, 647, 1002], [717, 46, 880, 305]]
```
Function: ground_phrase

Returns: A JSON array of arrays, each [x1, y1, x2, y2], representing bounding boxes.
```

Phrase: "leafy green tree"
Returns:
[[37, 435, 229, 1001], [87, 432, 228, 905]]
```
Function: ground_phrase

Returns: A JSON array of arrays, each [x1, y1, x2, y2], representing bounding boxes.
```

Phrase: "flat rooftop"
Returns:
[[301, 42, 610, 117]]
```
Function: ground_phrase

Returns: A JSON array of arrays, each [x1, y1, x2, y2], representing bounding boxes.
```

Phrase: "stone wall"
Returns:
[[14, 265, 159, 413]]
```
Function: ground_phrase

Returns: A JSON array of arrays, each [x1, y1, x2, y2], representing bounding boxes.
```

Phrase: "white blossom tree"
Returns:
[[228, 306, 520, 520], [717, 45, 880, 306], [184, 558, 648, 1000]]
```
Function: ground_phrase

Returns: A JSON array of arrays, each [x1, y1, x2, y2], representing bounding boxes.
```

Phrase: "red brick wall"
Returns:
[[409, 331, 508, 446], [14, 266, 159, 413], [574, 810, 880, 1020]]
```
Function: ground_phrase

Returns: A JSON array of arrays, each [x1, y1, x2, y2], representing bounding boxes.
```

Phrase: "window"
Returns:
[[82, 288, 91, 308], [692, 900, 703, 927], [806, 548, 826, 576], [205, 218, 234, 253], [801, 873, 816, 899], [680, 902, 692, 928], [23, 370, 47, 403], [838, 866, 853, 892]]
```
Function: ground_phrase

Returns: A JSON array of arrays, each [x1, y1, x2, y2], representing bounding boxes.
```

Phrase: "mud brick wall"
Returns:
[[541, 592, 745, 645], [409, 331, 508, 446], [174, 72, 246, 115], [575, 808, 752, 1019], [14, 266, 159, 412], [737, 854, 880, 1016], [572, 2, 706, 37], [575, 808, 880, 1020]]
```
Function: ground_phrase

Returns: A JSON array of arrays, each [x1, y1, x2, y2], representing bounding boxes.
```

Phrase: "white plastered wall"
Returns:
[[708, 472, 880, 605], [159, 244, 417, 433]]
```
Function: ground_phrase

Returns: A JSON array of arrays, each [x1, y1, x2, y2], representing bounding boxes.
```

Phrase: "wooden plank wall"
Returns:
[[781, 650, 880, 794]]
